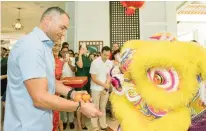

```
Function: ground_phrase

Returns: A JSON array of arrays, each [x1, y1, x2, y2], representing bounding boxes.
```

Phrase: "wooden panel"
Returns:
[[79, 41, 103, 53]]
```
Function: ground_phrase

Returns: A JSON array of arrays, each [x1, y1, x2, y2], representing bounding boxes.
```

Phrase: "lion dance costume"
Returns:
[[110, 38, 206, 131]]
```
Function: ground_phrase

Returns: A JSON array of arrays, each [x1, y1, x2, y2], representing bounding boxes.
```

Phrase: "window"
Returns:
[[110, 1, 140, 47]]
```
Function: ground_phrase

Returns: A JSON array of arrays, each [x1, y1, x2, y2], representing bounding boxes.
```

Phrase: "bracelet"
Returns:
[[76, 101, 81, 112], [67, 89, 75, 100], [104, 88, 109, 92]]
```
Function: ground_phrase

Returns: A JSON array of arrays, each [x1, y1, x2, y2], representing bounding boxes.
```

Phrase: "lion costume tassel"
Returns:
[[110, 39, 206, 131]]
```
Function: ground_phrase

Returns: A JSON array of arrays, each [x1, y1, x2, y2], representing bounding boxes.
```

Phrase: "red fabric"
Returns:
[[52, 110, 60, 131], [52, 58, 63, 130], [55, 58, 63, 80]]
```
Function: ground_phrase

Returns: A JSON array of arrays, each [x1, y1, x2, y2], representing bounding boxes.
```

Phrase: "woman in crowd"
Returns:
[[108, 49, 121, 121], [69, 50, 75, 58], [75, 45, 91, 131], [111, 49, 120, 67]]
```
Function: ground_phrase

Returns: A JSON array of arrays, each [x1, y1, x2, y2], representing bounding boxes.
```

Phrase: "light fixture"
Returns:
[[12, 7, 24, 31]]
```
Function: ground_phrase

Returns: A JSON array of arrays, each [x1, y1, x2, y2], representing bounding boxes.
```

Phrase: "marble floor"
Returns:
[[65, 116, 119, 131]]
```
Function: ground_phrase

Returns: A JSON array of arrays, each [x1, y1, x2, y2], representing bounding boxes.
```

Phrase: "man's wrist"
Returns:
[[104, 88, 109, 92], [67, 89, 75, 100]]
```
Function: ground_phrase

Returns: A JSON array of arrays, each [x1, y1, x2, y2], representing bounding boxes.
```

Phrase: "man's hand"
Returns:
[[103, 83, 110, 89], [70, 91, 88, 101], [80, 102, 103, 118], [79, 47, 86, 55], [106, 73, 111, 83]]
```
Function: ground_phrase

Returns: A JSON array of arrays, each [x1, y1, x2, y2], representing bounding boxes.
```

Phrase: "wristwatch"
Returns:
[[76, 101, 81, 112], [67, 89, 75, 100]]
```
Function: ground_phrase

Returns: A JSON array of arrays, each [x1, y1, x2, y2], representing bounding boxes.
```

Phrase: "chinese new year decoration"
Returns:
[[121, 1, 145, 16]]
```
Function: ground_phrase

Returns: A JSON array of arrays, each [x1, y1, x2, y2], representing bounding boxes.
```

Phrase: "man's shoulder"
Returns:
[[92, 57, 101, 64], [15, 32, 43, 51], [106, 59, 112, 65]]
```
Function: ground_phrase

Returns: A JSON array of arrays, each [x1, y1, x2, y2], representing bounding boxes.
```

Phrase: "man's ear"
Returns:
[[44, 16, 52, 27]]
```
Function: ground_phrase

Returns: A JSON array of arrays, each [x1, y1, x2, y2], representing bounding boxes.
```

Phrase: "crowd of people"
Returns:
[[52, 41, 120, 131], [1, 7, 121, 131]]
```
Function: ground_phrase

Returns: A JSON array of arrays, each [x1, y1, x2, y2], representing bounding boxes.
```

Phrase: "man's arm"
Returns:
[[19, 49, 78, 112], [68, 63, 76, 72], [1, 75, 7, 80], [55, 79, 72, 96], [24, 78, 78, 112], [67, 59, 76, 72], [76, 54, 83, 68], [76, 47, 85, 68], [24, 78, 103, 118], [19, 47, 102, 118], [91, 74, 108, 89]]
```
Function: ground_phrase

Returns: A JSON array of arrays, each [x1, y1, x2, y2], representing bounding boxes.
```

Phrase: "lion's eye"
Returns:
[[148, 68, 179, 92], [153, 73, 164, 85]]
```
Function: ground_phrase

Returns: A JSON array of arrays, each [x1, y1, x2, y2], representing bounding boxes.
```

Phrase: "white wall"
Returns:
[[139, 1, 177, 40], [72, 1, 178, 52], [177, 22, 206, 46], [74, 1, 110, 52], [65, 1, 76, 50]]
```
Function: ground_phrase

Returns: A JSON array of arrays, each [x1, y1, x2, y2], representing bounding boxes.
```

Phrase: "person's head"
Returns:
[[1, 47, 7, 58], [79, 45, 88, 55], [62, 42, 69, 48], [68, 50, 74, 57], [74, 53, 79, 58], [111, 49, 120, 61], [5, 50, 10, 57], [112, 43, 119, 52], [61, 47, 69, 58], [89, 53, 95, 61], [40, 7, 70, 44], [191, 40, 197, 42], [101, 46, 111, 62]]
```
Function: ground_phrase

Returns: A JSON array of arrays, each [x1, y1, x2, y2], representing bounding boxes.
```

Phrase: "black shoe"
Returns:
[[63, 122, 67, 130], [82, 126, 88, 130], [69, 122, 75, 129]]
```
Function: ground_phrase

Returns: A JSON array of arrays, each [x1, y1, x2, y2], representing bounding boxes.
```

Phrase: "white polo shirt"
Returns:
[[62, 57, 75, 77], [90, 57, 113, 91]]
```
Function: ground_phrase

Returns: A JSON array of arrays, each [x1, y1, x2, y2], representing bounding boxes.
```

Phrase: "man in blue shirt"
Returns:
[[4, 7, 102, 131]]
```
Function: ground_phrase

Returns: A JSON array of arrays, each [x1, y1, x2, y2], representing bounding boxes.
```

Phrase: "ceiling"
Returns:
[[1, 1, 66, 34], [1, 1, 185, 35], [177, 1, 206, 15]]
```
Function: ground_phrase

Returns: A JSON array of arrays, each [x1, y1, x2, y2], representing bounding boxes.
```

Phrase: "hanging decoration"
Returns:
[[120, 1, 145, 16], [12, 7, 24, 31]]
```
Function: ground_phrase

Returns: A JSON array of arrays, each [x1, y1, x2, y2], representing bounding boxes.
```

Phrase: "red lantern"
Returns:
[[121, 1, 145, 16]]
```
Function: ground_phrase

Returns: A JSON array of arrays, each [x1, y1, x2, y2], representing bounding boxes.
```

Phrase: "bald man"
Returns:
[[4, 7, 102, 131]]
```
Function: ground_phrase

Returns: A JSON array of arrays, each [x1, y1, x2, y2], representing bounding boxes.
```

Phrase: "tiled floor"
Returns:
[[0, 113, 119, 131], [65, 116, 119, 131]]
